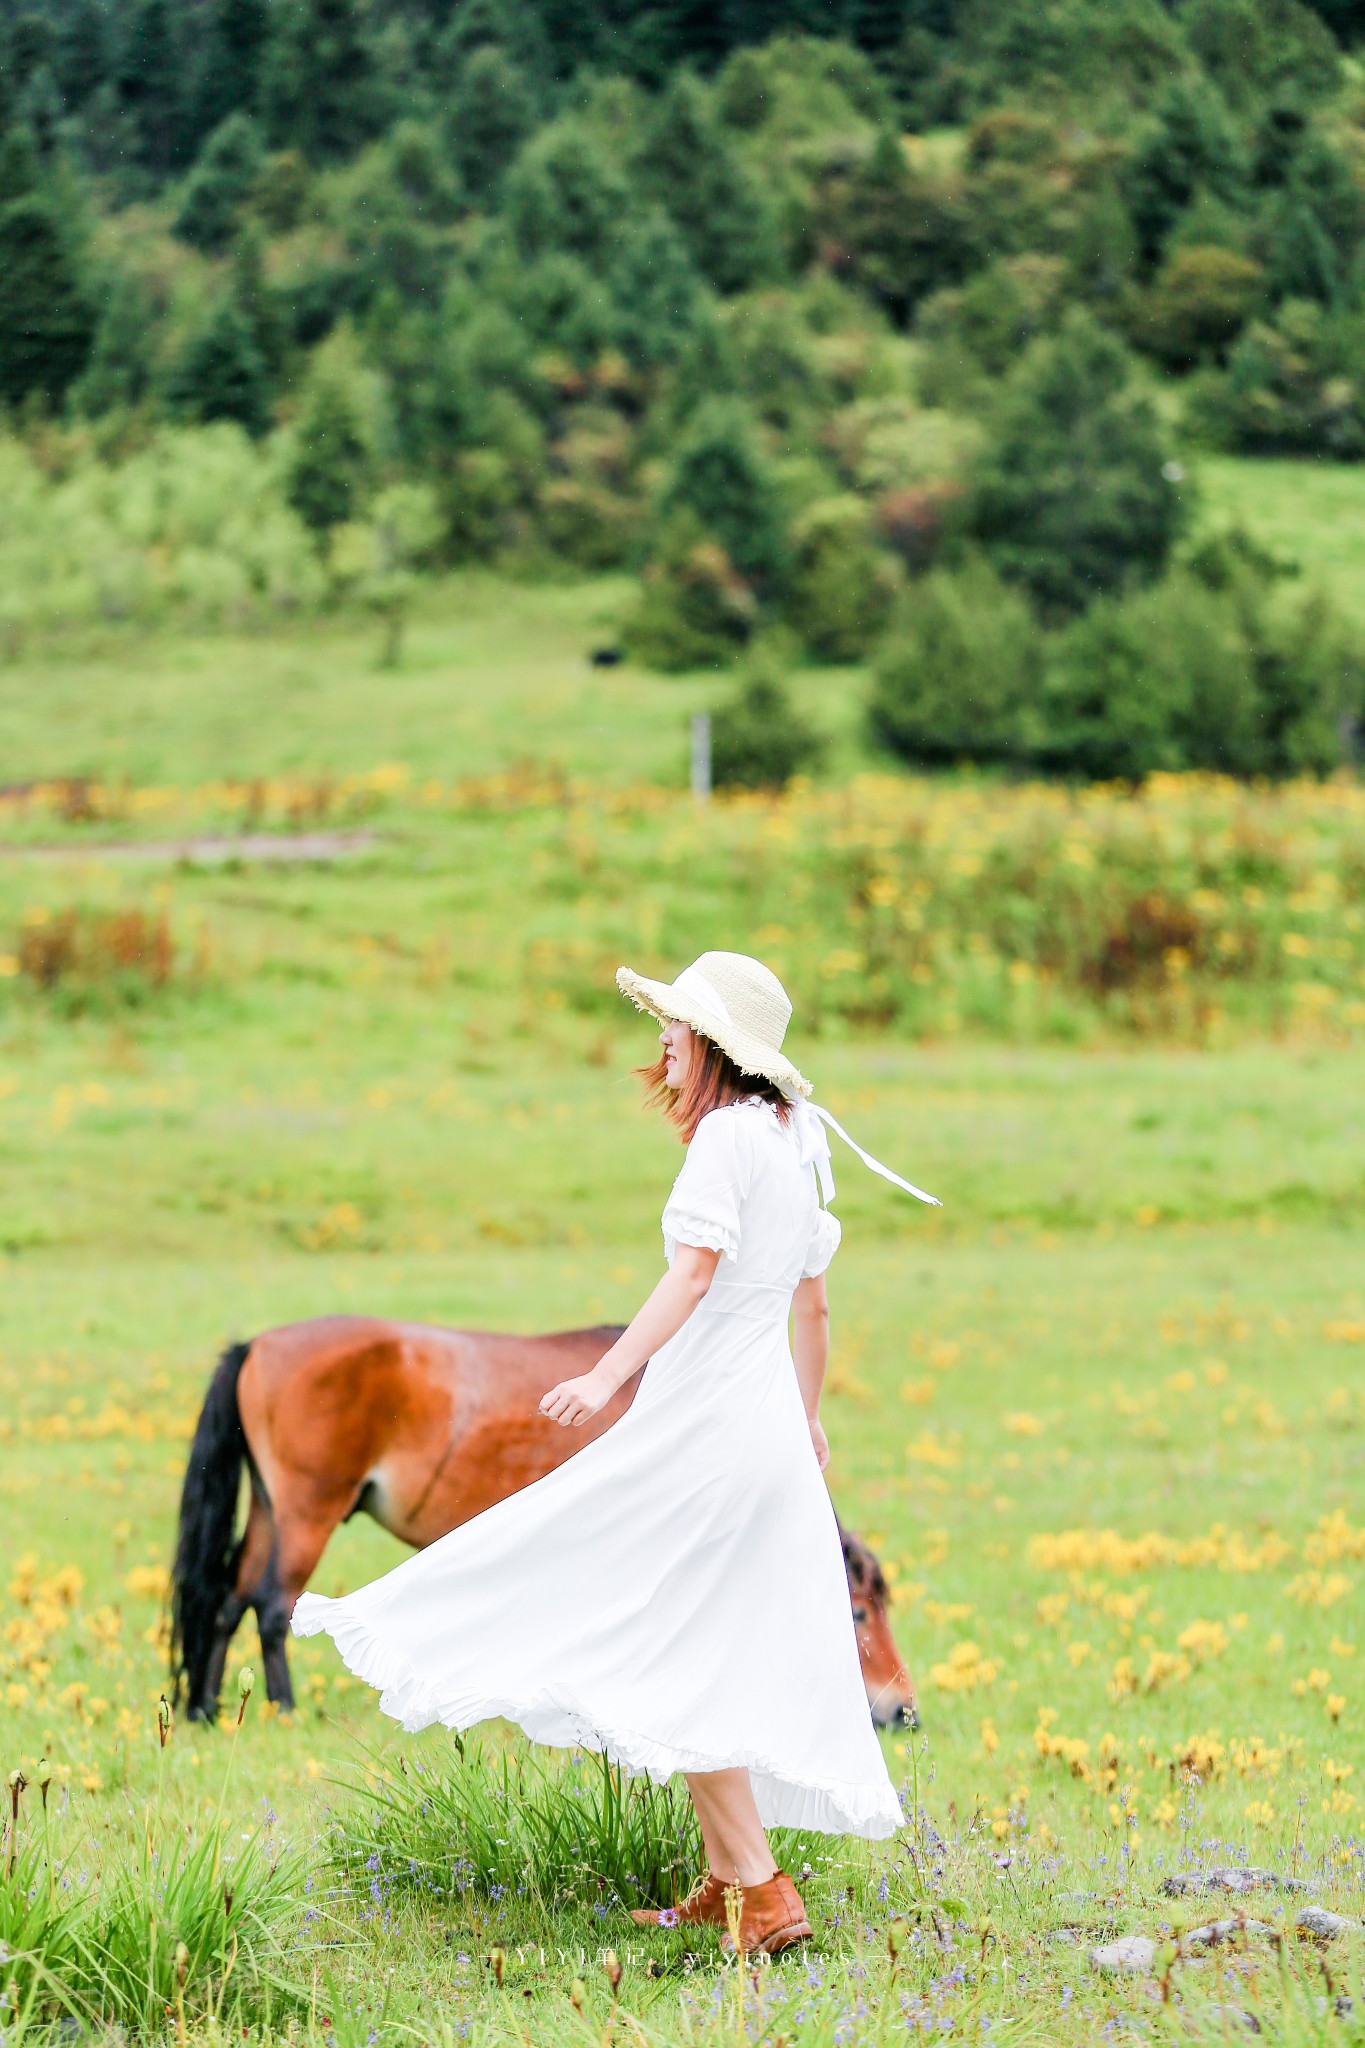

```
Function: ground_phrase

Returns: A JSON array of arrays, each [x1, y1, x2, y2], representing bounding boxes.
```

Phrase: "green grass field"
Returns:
[[1, 541, 1364, 2044]]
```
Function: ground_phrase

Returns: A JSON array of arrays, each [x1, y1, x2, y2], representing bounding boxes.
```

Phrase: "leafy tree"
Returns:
[[968, 310, 1182, 618], [1185, 0, 1340, 109], [0, 146, 94, 406], [165, 295, 271, 436], [1133, 244, 1264, 367], [868, 559, 1042, 765], [657, 398, 788, 592], [175, 114, 265, 252], [636, 71, 776, 294], [503, 117, 631, 269], [822, 128, 973, 326], [710, 655, 827, 790]]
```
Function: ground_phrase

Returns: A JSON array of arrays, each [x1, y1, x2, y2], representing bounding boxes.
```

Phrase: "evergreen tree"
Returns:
[[658, 397, 788, 592], [287, 336, 376, 529], [0, 149, 95, 406], [869, 559, 1042, 766], [448, 44, 535, 196], [1123, 76, 1248, 272], [165, 294, 271, 435], [609, 207, 709, 369], [189, 0, 268, 147], [969, 310, 1182, 619], [263, 0, 381, 163], [74, 267, 155, 414], [117, 0, 191, 174], [175, 113, 265, 252], [637, 71, 776, 294], [56, 0, 111, 110]]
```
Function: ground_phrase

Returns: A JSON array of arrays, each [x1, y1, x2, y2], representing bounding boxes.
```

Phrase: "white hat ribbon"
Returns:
[[671, 963, 735, 1028], [792, 1098, 940, 1208]]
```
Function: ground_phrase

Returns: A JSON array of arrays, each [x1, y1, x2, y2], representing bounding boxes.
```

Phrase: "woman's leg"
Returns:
[[684, 1769, 776, 1886]]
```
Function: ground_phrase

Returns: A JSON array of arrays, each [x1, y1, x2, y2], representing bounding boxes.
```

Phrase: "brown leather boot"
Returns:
[[719, 1872, 813, 1956], [630, 1870, 729, 1929]]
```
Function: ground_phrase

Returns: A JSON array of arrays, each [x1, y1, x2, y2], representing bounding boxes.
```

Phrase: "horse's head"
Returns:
[[840, 1523, 919, 1731]]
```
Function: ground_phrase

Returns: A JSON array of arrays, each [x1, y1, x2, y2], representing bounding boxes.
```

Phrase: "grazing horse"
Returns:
[[170, 1316, 918, 1731]]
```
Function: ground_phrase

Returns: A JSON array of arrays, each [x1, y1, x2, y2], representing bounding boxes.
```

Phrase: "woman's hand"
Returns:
[[808, 1414, 830, 1470], [539, 1371, 610, 1427]]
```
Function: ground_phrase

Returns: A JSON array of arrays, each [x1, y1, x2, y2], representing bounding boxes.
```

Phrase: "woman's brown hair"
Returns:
[[640, 1031, 792, 1143]]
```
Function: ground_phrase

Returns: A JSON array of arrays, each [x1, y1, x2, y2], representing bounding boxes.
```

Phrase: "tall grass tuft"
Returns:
[[0, 1821, 306, 2032], [328, 1739, 705, 1914]]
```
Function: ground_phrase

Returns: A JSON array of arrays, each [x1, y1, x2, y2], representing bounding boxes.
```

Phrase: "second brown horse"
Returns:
[[170, 1315, 918, 1732]]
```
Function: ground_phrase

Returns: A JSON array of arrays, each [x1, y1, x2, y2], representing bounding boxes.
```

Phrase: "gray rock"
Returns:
[[1295, 1906, 1361, 1940], [1090, 1936, 1156, 1973], [1183, 1919, 1272, 1947], [1183, 2005, 1261, 2035], [1160, 1868, 1306, 1899]]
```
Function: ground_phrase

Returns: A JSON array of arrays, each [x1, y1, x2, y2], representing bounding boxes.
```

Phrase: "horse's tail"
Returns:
[[170, 1339, 251, 1712]]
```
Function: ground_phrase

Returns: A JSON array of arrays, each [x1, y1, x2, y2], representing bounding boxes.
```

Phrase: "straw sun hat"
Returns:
[[616, 951, 811, 1100]]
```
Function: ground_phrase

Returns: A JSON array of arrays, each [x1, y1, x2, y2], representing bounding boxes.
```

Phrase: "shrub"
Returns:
[[786, 494, 899, 663], [710, 652, 827, 790], [1039, 553, 1357, 778], [0, 425, 330, 644], [623, 512, 757, 672], [1039, 572, 1261, 779], [1191, 300, 1365, 457], [1133, 244, 1264, 369], [968, 309, 1183, 618], [869, 559, 1043, 766]]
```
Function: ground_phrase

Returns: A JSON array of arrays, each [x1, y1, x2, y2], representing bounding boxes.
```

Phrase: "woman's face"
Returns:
[[660, 1018, 696, 1091]]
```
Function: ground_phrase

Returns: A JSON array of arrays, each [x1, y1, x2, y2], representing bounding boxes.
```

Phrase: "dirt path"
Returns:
[[0, 829, 378, 864]]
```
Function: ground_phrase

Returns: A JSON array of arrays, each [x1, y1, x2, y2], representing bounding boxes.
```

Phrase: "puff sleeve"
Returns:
[[802, 1206, 842, 1278], [661, 1107, 751, 1263]]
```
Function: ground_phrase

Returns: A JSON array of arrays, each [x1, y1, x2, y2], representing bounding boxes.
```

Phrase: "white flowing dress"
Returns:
[[292, 1099, 903, 1838]]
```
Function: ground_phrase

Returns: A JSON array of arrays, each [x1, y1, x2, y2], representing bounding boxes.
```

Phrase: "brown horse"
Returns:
[[170, 1315, 918, 1732]]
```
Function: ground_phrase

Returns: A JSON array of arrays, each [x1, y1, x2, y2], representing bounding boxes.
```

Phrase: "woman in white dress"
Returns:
[[293, 950, 938, 1955]]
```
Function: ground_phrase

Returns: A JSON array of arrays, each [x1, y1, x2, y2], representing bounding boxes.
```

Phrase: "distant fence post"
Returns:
[[691, 712, 712, 806]]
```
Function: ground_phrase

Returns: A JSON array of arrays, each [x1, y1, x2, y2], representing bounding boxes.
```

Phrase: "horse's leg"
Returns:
[[194, 1486, 275, 1719], [252, 1541, 296, 1711]]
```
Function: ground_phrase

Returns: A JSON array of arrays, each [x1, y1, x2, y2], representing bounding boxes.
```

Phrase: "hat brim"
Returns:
[[616, 965, 812, 1100]]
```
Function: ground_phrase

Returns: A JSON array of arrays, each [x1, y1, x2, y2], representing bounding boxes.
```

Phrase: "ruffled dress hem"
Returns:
[[293, 1591, 902, 1839]]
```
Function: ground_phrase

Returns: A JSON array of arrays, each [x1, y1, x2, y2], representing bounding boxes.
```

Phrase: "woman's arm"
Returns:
[[792, 1272, 830, 1470], [539, 1244, 722, 1426]]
